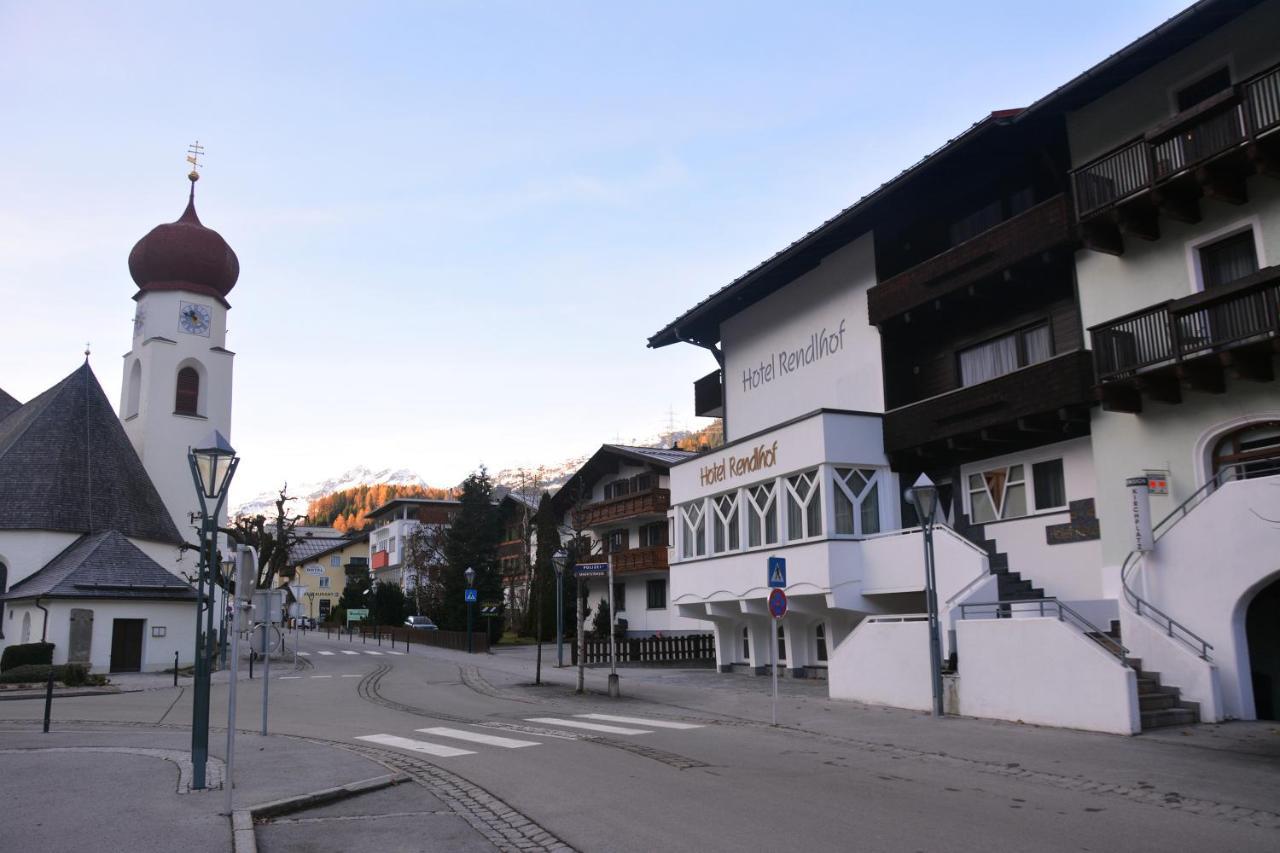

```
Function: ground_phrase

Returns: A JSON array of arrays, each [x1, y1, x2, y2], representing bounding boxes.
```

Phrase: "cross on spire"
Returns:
[[186, 140, 205, 181]]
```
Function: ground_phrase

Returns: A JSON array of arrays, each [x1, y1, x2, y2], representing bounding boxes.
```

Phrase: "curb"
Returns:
[[0, 687, 128, 702], [230, 772, 409, 853]]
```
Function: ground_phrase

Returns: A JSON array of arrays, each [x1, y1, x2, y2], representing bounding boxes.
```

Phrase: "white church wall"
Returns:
[[0, 531, 82, 587]]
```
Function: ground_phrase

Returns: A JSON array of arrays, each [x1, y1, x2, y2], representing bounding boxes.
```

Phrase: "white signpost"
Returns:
[[1126, 476, 1154, 553]]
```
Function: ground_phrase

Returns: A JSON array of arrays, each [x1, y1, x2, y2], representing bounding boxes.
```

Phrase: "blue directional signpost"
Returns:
[[573, 562, 609, 578], [767, 559, 787, 725]]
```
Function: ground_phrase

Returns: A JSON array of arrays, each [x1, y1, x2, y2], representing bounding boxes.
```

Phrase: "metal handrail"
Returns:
[[958, 597, 1129, 662], [1120, 457, 1280, 661]]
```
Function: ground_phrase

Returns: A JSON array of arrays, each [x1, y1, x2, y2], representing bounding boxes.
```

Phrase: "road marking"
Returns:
[[311, 675, 332, 679], [355, 734, 475, 758], [384, 651, 405, 655], [279, 676, 302, 680], [524, 717, 651, 735], [364, 651, 384, 655], [417, 727, 540, 748], [297, 651, 311, 656], [340, 651, 360, 655], [341, 674, 361, 678], [317, 651, 336, 656], [576, 714, 704, 730]]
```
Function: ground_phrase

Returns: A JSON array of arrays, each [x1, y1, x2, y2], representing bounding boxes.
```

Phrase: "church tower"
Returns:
[[120, 168, 238, 536]]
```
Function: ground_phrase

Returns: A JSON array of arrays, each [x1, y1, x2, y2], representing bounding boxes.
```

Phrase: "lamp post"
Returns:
[[908, 473, 945, 718], [464, 566, 476, 653], [552, 549, 567, 667], [188, 430, 239, 791]]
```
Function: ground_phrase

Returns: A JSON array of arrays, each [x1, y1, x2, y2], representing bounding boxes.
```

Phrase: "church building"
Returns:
[[0, 169, 239, 674]]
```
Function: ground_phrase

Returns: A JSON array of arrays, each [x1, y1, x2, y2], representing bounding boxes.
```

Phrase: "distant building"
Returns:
[[366, 498, 460, 594], [278, 529, 370, 623]]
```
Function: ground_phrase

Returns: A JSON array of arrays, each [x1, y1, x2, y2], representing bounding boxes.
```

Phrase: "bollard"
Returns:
[[249, 651, 254, 680], [42, 667, 54, 733], [378, 630, 382, 647], [362, 630, 366, 645], [174, 651, 179, 687]]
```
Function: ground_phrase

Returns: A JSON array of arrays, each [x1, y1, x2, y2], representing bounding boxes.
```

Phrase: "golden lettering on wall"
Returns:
[[699, 441, 779, 487]]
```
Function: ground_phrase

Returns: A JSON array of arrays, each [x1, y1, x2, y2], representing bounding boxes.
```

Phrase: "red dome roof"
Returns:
[[128, 181, 239, 305]]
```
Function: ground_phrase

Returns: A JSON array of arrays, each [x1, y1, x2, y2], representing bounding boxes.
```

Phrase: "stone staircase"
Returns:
[[964, 531, 1044, 601], [1082, 621, 1200, 731]]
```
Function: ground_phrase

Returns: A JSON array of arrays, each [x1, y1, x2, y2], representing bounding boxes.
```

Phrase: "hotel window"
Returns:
[[1175, 66, 1231, 112], [833, 468, 880, 535], [613, 582, 627, 613], [1198, 230, 1258, 290], [319, 576, 330, 589], [711, 492, 741, 553], [958, 323, 1052, 387], [607, 528, 629, 553], [330, 556, 341, 567], [646, 578, 667, 610], [785, 470, 822, 540], [1032, 459, 1067, 510], [638, 521, 667, 548], [746, 482, 778, 547], [949, 198, 1002, 246], [742, 626, 750, 659], [968, 464, 1028, 523], [681, 502, 706, 558], [816, 623, 828, 663]]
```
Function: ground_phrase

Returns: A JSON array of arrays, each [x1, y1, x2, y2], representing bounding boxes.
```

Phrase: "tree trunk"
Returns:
[[576, 577, 586, 694]]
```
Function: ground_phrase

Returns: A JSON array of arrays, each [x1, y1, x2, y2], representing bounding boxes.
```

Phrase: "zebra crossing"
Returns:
[[297, 650, 405, 657], [354, 714, 705, 760]]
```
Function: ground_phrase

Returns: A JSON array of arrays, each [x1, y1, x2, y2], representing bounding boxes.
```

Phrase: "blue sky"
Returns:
[[1, 0, 1190, 503]]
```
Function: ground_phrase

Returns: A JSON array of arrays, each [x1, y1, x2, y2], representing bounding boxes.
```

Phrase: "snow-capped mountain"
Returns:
[[232, 466, 428, 518]]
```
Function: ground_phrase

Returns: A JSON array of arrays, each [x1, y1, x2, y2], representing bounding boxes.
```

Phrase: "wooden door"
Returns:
[[109, 619, 145, 672]]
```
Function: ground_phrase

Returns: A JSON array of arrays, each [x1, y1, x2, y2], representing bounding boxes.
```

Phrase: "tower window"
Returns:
[[175, 367, 200, 415]]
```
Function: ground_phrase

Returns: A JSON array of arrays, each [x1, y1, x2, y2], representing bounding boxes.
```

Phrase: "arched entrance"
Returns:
[[1213, 420, 1280, 481], [1246, 576, 1280, 720]]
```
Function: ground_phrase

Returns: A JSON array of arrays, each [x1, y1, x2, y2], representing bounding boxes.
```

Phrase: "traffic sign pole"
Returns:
[[607, 554, 619, 698], [766, 566, 788, 727]]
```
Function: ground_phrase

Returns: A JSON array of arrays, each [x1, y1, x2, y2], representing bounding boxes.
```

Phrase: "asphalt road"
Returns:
[[4, 632, 1279, 852]]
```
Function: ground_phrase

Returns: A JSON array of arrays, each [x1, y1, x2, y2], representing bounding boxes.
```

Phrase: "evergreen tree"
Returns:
[[338, 572, 372, 615], [369, 581, 407, 626], [532, 492, 559, 641], [441, 468, 503, 634]]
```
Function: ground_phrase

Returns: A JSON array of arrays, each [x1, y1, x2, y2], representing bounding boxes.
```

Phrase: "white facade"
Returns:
[[121, 288, 235, 536], [3, 598, 196, 673]]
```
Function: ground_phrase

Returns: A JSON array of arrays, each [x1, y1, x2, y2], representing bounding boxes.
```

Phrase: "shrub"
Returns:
[[0, 663, 92, 686], [61, 663, 88, 686], [0, 642, 54, 672]]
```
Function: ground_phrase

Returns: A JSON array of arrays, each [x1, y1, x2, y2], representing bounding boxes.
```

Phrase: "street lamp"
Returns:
[[552, 549, 567, 667], [464, 566, 476, 653], [187, 430, 239, 791], [907, 473, 945, 718]]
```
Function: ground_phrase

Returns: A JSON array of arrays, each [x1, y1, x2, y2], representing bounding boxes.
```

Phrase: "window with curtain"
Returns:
[[833, 467, 881, 535], [785, 470, 822, 540], [681, 502, 706, 558], [613, 582, 627, 613], [711, 492, 741, 554], [646, 579, 667, 609], [1032, 459, 1066, 510], [175, 366, 200, 415], [968, 464, 1028, 523], [746, 482, 778, 547], [1199, 230, 1259, 290], [958, 323, 1053, 387]]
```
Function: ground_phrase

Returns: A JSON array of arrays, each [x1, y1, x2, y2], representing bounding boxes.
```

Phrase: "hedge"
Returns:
[[0, 642, 54, 672]]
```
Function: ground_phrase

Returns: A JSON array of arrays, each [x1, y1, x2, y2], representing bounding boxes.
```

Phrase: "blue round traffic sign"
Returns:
[[768, 588, 787, 619]]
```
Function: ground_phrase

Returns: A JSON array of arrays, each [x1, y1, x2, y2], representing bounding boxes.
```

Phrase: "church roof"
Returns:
[[129, 178, 239, 307], [1, 530, 195, 601], [0, 363, 184, 545], [0, 387, 19, 423]]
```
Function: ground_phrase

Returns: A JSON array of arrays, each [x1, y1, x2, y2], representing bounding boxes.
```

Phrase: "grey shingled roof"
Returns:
[[0, 363, 183, 545], [1, 529, 195, 601], [0, 388, 19, 423], [603, 444, 697, 466]]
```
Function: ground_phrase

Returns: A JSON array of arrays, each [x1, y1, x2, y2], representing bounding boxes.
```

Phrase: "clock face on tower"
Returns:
[[178, 301, 212, 337]]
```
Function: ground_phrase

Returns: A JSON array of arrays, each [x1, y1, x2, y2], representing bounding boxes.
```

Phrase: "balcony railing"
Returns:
[[371, 550, 389, 570], [610, 544, 669, 575], [575, 487, 671, 528], [1090, 265, 1280, 382], [1072, 63, 1280, 219], [869, 194, 1076, 324]]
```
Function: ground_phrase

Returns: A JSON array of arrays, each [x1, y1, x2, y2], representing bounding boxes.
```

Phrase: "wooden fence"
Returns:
[[322, 624, 489, 654], [571, 633, 715, 667]]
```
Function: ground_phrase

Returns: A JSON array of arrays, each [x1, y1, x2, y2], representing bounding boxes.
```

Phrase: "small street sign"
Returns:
[[574, 562, 609, 577], [346, 608, 368, 624], [465, 588, 478, 603], [768, 588, 787, 619], [767, 556, 786, 589]]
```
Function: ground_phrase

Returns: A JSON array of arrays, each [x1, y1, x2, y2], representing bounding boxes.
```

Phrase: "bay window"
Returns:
[[711, 492, 741, 554], [785, 470, 822, 540], [681, 501, 706, 558], [746, 482, 778, 547], [833, 467, 880, 535]]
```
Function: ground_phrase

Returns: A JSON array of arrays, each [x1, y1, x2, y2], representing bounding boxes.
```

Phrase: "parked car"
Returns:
[[404, 615, 438, 630], [293, 617, 316, 630]]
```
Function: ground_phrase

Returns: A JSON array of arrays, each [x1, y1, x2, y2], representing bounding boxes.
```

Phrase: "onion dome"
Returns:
[[128, 174, 239, 305]]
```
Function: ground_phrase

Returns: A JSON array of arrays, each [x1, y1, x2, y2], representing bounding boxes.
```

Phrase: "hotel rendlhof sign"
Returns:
[[700, 441, 780, 487]]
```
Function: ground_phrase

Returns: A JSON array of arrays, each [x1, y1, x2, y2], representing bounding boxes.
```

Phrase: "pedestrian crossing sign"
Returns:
[[465, 588, 478, 603], [767, 556, 786, 588]]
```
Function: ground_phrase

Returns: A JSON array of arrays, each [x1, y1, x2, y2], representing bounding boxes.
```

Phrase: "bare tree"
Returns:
[[402, 520, 448, 617], [225, 485, 305, 593]]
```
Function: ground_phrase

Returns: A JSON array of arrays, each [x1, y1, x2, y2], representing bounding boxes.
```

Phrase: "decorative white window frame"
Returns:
[[745, 481, 779, 548], [711, 491, 742, 554], [831, 466, 881, 536], [784, 469, 823, 541], [680, 500, 707, 559]]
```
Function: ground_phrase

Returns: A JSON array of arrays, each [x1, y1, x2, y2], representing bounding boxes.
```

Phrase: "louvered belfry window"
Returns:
[[175, 367, 200, 415]]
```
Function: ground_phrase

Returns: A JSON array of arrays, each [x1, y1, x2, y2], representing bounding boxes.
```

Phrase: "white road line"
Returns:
[[317, 651, 336, 656], [297, 652, 311, 656], [279, 676, 302, 680], [311, 675, 332, 679], [364, 651, 384, 656], [340, 651, 360, 655], [576, 714, 704, 730], [340, 674, 361, 678], [355, 734, 474, 758], [524, 717, 651, 735], [384, 651, 404, 655], [416, 727, 540, 748]]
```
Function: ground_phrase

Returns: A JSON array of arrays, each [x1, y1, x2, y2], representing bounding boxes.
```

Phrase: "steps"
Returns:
[[1126, 656, 1201, 731], [963, 532, 1044, 602]]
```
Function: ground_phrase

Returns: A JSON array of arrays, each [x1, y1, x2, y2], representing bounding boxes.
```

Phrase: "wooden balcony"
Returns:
[[1071, 63, 1280, 254], [497, 539, 525, 560], [868, 194, 1077, 324], [575, 487, 671, 528], [610, 544, 669, 575], [1090, 265, 1279, 412], [694, 369, 723, 418], [883, 351, 1094, 467]]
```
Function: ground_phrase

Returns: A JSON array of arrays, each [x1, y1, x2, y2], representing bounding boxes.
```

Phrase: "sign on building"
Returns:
[[1126, 476, 1154, 552], [574, 562, 609, 578], [1144, 470, 1170, 496]]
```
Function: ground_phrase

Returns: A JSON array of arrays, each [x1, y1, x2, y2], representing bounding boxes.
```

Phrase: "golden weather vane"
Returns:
[[186, 140, 205, 181]]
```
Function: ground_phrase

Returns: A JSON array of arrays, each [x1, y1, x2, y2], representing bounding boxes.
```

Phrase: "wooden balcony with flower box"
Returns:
[[574, 487, 671, 529], [1071, 63, 1280, 255], [1090, 264, 1279, 413], [867, 193, 1077, 325], [609, 544, 670, 576], [883, 350, 1095, 468]]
